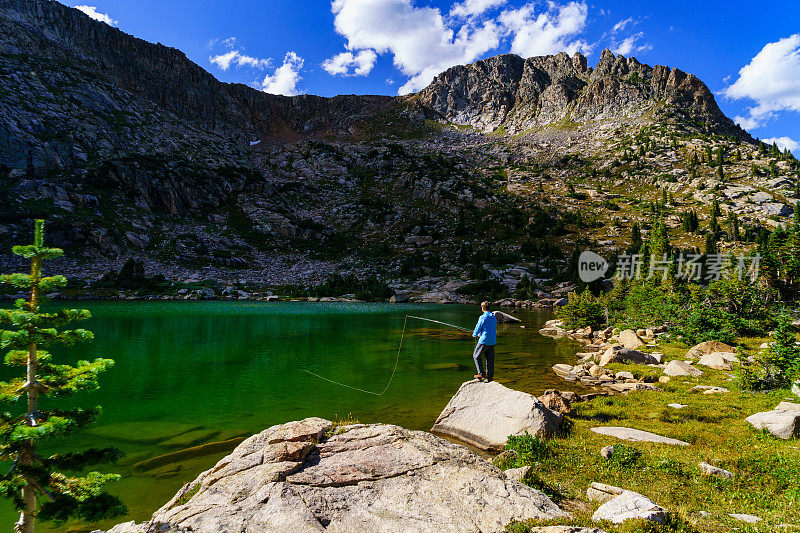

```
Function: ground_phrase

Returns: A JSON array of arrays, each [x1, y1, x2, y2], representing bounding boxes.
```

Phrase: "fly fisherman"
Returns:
[[472, 301, 497, 382]]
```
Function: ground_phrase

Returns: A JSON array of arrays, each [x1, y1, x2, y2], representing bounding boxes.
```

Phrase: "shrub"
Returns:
[[555, 289, 605, 330]]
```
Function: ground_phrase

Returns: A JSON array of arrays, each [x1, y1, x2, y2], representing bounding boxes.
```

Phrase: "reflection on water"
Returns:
[[0, 301, 584, 532]]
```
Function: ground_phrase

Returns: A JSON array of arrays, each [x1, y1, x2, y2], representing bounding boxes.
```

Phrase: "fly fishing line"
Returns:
[[301, 314, 471, 396]]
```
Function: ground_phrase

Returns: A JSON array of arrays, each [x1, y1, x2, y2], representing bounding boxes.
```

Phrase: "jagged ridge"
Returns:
[[417, 50, 745, 137]]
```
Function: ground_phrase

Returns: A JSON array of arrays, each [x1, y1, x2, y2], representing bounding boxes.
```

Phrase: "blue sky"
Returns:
[[65, 1, 800, 154]]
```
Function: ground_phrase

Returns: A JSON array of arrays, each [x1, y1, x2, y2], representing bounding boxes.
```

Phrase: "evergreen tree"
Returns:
[[717, 164, 724, 181], [728, 211, 740, 241], [705, 145, 713, 165], [716, 147, 724, 167], [709, 198, 721, 237], [630, 222, 642, 252], [0, 221, 124, 533], [705, 231, 718, 255]]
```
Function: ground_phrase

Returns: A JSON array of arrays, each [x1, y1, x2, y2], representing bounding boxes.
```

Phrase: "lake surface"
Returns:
[[0, 301, 583, 532]]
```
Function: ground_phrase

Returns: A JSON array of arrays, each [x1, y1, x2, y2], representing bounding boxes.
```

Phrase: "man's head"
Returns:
[[481, 301, 491, 312]]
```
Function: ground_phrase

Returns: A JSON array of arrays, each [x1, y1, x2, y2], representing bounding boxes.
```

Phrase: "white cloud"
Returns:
[[329, 0, 593, 95], [611, 17, 633, 34], [611, 32, 652, 56], [762, 136, 799, 153], [260, 52, 304, 96], [499, 1, 592, 58], [210, 50, 271, 70], [450, 0, 508, 18], [330, 0, 505, 94], [722, 34, 800, 130], [386, 78, 395, 85], [322, 50, 378, 76], [73, 5, 117, 26]]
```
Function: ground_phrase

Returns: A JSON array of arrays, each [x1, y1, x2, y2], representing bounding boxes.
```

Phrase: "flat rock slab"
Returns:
[[591, 490, 668, 524], [746, 410, 800, 440], [102, 418, 568, 533], [590, 427, 690, 446], [432, 381, 562, 451]]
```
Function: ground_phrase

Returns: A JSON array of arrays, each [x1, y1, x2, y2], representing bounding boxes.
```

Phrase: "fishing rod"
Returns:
[[301, 314, 472, 396]]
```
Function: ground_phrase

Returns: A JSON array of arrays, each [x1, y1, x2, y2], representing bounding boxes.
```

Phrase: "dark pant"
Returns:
[[473, 343, 495, 379]]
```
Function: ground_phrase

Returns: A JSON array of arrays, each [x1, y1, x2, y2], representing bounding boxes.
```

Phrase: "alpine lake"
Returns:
[[0, 301, 586, 532]]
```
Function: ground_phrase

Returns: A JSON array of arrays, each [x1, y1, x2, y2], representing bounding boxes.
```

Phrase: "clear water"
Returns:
[[0, 301, 584, 532]]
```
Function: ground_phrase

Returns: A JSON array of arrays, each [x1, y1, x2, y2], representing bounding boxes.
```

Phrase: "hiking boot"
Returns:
[[473, 374, 485, 381]]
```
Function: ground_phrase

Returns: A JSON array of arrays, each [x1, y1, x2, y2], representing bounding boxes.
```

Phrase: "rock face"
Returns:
[[103, 418, 568, 533], [591, 490, 668, 524], [745, 410, 800, 440], [663, 360, 703, 377], [432, 381, 562, 450], [590, 427, 690, 446], [416, 51, 742, 136]]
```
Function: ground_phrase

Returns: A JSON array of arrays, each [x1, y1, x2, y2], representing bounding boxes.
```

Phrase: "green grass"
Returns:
[[499, 342, 800, 532]]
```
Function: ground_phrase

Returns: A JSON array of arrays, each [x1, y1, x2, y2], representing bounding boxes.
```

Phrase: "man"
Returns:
[[472, 301, 497, 382]]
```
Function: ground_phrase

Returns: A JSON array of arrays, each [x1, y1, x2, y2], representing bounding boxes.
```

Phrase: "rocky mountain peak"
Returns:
[[416, 49, 745, 137]]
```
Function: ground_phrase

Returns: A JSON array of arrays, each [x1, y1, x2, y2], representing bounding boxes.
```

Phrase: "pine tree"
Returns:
[[716, 147, 724, 167], [0, 221, 124, 533], [705, 231, 718, 255], [787, 202, 800, 290], [728, 211, 740, 241], [630, 222, 642, 252], [717, 164, 724, 181]]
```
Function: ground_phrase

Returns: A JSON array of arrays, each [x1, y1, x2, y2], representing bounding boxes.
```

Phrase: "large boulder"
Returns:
[[599, 346, 658, 367], [663, 360, 703, 377], [102, 418, 568, 533], [432, 381, 562, 451], [618, 329, 645, 350], [591, 490, 668, 524], [685, 340, 734, 359], [697, 352, 739, 371], [745, 410, 800, 440]]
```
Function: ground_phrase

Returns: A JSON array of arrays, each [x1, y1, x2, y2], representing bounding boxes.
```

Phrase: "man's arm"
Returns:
[[473, 315, 484, 338]]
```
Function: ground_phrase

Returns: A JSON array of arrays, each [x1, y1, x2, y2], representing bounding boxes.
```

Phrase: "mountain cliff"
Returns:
[[1, 0, 796, 299]]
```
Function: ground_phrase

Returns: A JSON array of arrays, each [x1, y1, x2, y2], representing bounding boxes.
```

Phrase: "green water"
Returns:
[[0, 301, 583, 532]]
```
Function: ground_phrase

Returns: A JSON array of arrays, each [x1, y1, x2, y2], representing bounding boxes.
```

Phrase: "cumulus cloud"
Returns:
[[330, 0, 505, 94], [763, 136, 799, 153], [723, 34, 800, 130], [210, 50, 271, 70], [328, 0, 592, 95], [499, 1, 592, 58], [611, 32, 652, 56], [260, 52, 304, 96], [450, 0, 508, 18], [322, 50, 378, 76], [73, 5, 117, 26]]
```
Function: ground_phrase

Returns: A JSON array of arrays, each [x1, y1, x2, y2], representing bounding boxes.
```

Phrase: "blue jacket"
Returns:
[[473, 311, 497, 345]]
